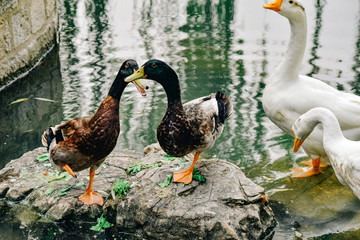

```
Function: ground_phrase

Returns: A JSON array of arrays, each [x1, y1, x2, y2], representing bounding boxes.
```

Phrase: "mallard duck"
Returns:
[[41, 59, 147, 206], [262, 0, 360, 177], [125, 59, 233, 184], [292, 107, 360, 199]]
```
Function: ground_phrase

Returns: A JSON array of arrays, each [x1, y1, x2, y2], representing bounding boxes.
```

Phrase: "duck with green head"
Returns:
[[125, 59, 233, 184]]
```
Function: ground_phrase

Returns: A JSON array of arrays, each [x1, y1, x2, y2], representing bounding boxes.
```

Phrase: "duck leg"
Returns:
[[173, 152, 200, 184], [291, 158, 323, 178], [78, 169, 103, 206]]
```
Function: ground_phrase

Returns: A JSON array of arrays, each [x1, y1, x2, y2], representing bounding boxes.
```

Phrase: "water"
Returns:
[[1, 0, 360, 239]]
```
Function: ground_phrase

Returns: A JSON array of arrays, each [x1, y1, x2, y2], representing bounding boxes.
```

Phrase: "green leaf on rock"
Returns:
[[158, 174, 173, 188], [60, 185, 73, 193], [148, 162, 162, 168], [127, 162, 145, 174], [112, 179, 130, 198], [90, 214, 113, 232], [127, 162, 162, 174], [57, 192, 67, 197], [44, 188, 55, 196], [193, 168, 206, 182], [36, 154, 49, 162], [48, 175, 66, 183], [162, 154, 175, 162], [75, 181, 85, 187], [48, 171, 73, 183]]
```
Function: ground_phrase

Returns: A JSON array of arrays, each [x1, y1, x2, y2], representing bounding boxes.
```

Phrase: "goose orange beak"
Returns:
[[263, 0, 283, 11], [293, 137, 304, 152], [292, 129, 304, 152]]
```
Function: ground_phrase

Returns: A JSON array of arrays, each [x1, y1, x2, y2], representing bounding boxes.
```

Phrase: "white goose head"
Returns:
[[263, 0, 305, 20], [292, 111, 315, 152], [291, 107, 342, 152]]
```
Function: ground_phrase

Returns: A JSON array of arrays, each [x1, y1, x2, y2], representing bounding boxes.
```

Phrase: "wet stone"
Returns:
[[0, 144, 277, 239], [0, 183, 9, 197], [6, 184, 34, 201], [103, 143, 277, 240]]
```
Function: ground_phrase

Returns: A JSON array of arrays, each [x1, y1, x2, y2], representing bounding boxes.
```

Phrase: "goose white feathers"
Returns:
[[262, 0, 360, 177], [292, 107, 360, 199]]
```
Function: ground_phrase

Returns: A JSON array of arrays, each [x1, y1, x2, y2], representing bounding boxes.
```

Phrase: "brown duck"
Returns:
[[125, 59, 232, 184], [42, 59, 147, 206]]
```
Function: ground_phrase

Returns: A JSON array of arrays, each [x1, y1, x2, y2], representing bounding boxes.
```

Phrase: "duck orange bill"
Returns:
[[62, 164, 77, 178], [293, 137, 304, 152], [263, 0, 283, 11]]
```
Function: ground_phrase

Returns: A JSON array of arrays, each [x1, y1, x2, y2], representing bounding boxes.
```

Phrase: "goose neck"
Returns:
[[276, 15, 307, 79], [319, 114, 345, 144]]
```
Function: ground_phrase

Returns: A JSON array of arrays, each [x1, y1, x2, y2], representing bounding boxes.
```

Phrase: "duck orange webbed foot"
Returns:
[[173, 152, 200, 185], [78, 168, 103, 206], [78, 190, 103, 206], [173, 169, 193, 184]]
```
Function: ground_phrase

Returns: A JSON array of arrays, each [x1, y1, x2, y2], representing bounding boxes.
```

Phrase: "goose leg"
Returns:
[[292, 158, 324, 178], [299, 158, 328, 168], [78, 169, 103, 206], [173, 152, 200, 184]]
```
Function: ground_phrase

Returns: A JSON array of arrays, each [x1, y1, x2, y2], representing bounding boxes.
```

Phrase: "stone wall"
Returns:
[[0, 0, 58, 86]]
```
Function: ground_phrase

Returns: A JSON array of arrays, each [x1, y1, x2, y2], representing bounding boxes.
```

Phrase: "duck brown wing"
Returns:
[[56, 117, 91, 140]]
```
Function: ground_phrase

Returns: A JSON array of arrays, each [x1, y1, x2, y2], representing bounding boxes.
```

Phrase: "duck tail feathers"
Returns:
[[215, 91, 233, 124], [42, 126, 64, 151], [42, 127, 55, 151]]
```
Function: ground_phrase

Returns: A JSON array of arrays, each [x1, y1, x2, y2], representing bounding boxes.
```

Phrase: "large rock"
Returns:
[[0, 144, 277, 239]]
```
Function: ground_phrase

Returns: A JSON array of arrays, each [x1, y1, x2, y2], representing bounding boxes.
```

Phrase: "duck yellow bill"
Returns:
[[263, 0, 283, 11], [125, 66, 147, 82]]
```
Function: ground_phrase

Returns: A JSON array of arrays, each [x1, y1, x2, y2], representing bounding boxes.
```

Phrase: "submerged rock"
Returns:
[[0, 144, 277, 239]]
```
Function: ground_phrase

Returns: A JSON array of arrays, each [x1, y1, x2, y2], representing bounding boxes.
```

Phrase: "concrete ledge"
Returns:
[[0, 0, 58, 86]]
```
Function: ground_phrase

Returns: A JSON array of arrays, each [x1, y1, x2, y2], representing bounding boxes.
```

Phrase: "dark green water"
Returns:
[[1, 0, 360, 239]]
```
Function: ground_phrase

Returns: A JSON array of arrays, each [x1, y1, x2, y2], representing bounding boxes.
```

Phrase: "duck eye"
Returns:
[[289, 0, 293, 3], [125, 63, 129, 68], [151, 63, 158, 68]]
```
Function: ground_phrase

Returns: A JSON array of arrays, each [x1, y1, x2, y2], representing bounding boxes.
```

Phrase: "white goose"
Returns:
[[262, 0, 360, 177], [292, 107, 360, 200]]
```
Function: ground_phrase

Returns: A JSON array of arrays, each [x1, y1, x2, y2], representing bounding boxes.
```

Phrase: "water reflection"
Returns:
[[0, 47, 62, 168], [306, 0, 325, 78], [59, 0, 111, 119], [1, 0, 360, 238], [351, 11, 360, 95]]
